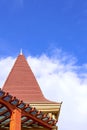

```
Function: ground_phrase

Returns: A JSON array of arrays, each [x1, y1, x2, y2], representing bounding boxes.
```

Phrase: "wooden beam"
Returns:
[[10, 108, 21, 130]]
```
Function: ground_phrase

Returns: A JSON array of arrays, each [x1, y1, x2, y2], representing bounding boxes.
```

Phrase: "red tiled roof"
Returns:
[[2, 54, 53, 103]]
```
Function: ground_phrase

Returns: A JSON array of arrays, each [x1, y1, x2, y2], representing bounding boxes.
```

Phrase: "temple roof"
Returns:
[[2, 54, 54, 103]]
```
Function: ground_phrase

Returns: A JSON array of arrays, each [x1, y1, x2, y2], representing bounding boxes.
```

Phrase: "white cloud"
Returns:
[[0, 57, 15, 87], [0, 51, 87, 130]]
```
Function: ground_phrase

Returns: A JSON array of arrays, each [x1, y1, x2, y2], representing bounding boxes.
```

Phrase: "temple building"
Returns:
[[0, 53, 62, 130]]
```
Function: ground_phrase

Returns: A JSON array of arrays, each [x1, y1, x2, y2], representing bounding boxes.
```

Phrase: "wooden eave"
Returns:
[[0, 89, 58, 129]]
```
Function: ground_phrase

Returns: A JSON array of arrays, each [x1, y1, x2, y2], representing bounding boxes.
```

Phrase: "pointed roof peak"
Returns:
[[2, 54, 52, 103]]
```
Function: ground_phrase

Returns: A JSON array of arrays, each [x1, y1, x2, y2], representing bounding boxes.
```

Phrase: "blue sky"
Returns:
[[0, 0, 87, 65], [0, 1, 87, 130]]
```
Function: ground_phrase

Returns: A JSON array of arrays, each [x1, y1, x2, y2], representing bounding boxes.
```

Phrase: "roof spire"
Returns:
[[2, 53, 51, 103], [20, 49, 23, 55]]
